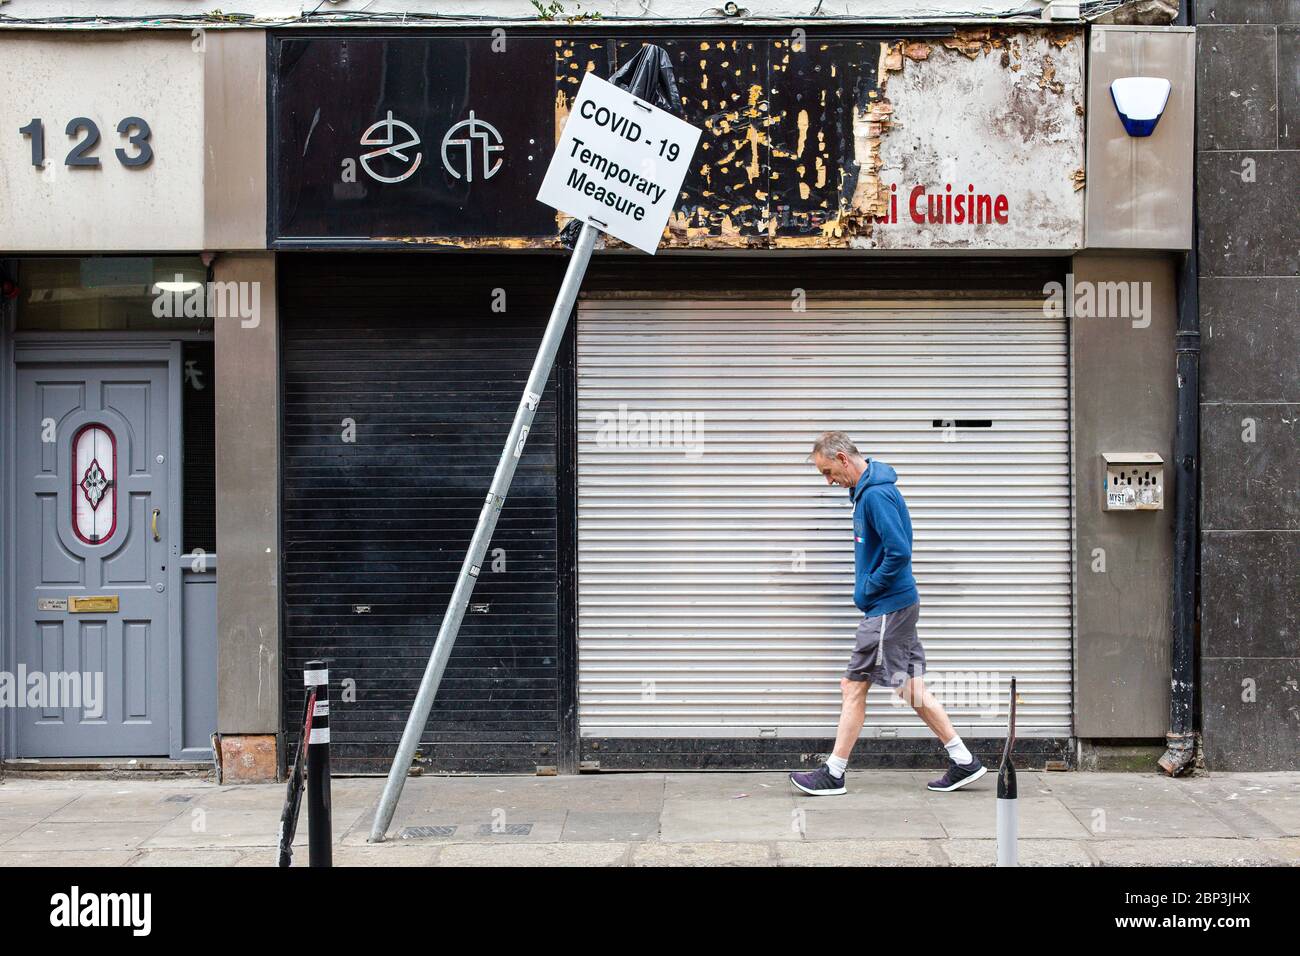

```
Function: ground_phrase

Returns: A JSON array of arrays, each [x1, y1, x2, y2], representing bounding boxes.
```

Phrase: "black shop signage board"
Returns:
[[269, 33, 560, 245], [269, 31, 915, 248]]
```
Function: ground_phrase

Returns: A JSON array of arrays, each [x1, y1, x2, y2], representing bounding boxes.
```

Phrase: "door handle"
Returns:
[[151, 509, 161, 542]]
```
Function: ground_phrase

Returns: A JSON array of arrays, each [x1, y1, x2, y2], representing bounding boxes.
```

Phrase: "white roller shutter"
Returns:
[[577, 300, 1072, 739]]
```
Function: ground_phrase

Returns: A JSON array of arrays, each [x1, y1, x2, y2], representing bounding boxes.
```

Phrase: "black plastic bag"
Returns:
[[609, 43, 685, 117]]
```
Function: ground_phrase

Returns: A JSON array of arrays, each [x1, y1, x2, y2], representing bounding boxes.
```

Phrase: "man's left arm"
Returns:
[[861, 492, 912, 593]]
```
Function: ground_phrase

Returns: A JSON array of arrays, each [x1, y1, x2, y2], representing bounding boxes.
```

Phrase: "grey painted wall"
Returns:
[[1084, 27, 1195, 250], [1072, 252, 1178, 739], [203, 30, 267, 251], [1195, 1, 1300, 771], [214, 254, 280, 735]]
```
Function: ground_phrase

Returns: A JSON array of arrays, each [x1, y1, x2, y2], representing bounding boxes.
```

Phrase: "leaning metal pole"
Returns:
[[370, 221, 599, 842]]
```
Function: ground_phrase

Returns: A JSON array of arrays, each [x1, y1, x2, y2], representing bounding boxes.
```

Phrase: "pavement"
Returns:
[[0, 769, 1297, 867]]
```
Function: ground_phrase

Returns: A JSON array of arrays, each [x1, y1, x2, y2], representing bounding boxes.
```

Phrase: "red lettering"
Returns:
[[908, 184, 926, 224]]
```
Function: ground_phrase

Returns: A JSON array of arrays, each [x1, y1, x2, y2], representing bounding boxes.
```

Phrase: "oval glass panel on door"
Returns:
[[72, 423, 118, 545]]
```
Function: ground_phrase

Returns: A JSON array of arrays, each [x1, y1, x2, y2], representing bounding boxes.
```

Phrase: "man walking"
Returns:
[[790, 431, 987, 795]]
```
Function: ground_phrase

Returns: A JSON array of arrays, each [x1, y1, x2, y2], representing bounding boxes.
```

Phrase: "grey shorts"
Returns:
[[845, 601, 925, 687]]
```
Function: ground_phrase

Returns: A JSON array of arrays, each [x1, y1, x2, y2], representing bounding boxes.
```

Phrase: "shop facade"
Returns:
[[2, 13, 1223, 778], [261, 23, 1187, 775]]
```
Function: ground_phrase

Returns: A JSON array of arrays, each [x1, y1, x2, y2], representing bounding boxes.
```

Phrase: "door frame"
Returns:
[[2, 334, 186, 759]]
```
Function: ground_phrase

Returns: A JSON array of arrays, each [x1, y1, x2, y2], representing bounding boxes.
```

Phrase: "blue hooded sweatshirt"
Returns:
[[850, 459, 919, 616]]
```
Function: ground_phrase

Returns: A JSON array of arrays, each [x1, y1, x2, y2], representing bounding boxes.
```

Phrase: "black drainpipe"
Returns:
[[1159, 1, 1199, 776]]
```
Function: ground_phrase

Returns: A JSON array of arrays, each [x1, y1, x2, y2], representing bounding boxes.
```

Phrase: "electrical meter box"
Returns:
[[1102, 452, 1165, 511]]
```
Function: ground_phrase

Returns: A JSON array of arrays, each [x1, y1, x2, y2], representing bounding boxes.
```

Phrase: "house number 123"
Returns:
[[18, 116, 153, 169]]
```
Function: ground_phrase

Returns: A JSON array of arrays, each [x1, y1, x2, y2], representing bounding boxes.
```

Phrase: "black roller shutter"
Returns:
[[280, 253, 572, 773]]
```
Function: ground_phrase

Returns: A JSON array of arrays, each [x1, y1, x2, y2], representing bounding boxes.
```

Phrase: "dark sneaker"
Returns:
[[789, 764, 847, 796], [927, 757, 987, 792]]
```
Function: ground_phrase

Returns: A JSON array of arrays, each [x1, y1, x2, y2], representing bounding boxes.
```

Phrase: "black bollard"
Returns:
[[305, 659, 333, 867], [996, 676, 1018, 867]]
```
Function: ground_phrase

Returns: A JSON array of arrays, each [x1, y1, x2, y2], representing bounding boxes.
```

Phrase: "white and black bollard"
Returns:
[[304, 660, 333, 867], [996, 676, 1018, 867]]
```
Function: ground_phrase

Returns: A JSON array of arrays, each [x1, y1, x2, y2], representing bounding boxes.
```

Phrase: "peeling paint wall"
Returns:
[[552, 28, 1085, 252], [871, 29, 1085, 250]]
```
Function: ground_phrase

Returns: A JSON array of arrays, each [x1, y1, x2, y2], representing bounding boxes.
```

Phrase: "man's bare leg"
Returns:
[[898, 674, 989, 790], [896, 675, 955, 742], [790, 677, 869, 794], [833, 677, 871, 760]]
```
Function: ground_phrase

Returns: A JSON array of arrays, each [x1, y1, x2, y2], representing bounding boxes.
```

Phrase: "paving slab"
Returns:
[[235, 849, 285, 867], [940, 839, 1094, 867], [1089, 838, 1294, 867], [385, 774, 666, 814], [330, 844, 443, 867], [185, 786, 296, 810], [663, 773, 795, 802], [144, 809, 308, 849], [777, 839, 939, 866], [1061, 800, 1240, 840], [925, 794, 1093, 840], [44, 788, 197, 824], [2, 820, 166, 852], [1261, 837, 1300, 863], [791, 784, 942, 812], [437, 843, 629, 867], [660, 799, 803, 843], [0, 819, 39, 843], [0, 848, 137, 866], [800, 806, 948, 840], [358, 807, 569, 846], [631, 842, 774, 867], [560, 811, 660, 842], [0, 788, 82, 819], [1187, 774, 1300, 837], [1044, 776, 1241, 839], [127, 848, 247, 867]]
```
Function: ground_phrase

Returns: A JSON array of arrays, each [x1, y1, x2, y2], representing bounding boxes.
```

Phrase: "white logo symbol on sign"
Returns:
[[441, 111, 504, 182], [360, 111, 423, 184]]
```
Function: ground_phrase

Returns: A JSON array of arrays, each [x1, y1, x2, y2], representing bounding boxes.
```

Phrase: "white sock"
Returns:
[[944, 736, 973, 766], [826, 755, 848, 778]]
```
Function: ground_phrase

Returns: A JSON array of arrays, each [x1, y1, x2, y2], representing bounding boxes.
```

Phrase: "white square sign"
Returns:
[[538, 71, 702, 255]]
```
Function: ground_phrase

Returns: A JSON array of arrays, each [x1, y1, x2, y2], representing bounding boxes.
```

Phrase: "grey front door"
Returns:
[[14, 360, 172, 756]]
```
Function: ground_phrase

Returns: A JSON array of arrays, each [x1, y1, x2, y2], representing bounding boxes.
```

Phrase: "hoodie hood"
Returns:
[[851, 459, 898, 501]]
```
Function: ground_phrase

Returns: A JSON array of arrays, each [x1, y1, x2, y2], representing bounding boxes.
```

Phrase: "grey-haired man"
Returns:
[[789, 431, 987, 795]]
